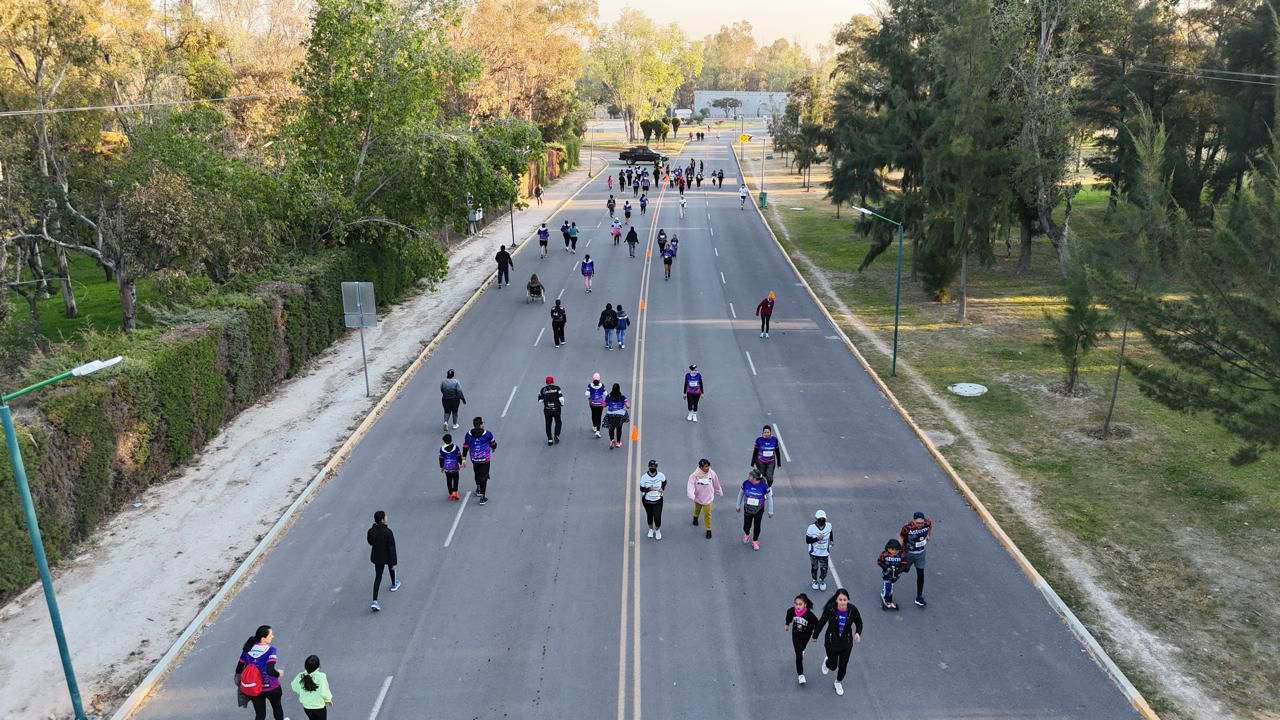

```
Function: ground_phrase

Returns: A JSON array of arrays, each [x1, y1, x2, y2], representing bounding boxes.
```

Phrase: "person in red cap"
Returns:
[[538, 376, 564, 445]]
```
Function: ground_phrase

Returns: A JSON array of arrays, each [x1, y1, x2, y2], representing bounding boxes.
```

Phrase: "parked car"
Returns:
[[619, 146, 667, 164]]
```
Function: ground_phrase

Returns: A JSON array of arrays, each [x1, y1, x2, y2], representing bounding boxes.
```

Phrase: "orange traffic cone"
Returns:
[[630, 425, 639, 442]]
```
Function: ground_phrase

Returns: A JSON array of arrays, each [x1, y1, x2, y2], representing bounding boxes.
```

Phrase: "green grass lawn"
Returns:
[[742, 143, 1280, 720], [6, 253, 156, 344]]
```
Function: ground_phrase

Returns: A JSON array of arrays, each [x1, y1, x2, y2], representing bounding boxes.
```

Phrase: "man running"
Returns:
[[683, 364, 704, 422], [560, 220, 571, 252], [806, 510, 833, 591], [679, 194, 687, 218], [899, 511, 933, 607], [625, 226, 640, 257], [550, 299, 567, 348], [586, 372, 606, 438], [494, 245, 513, 288], [750, 425, 782, 487], [755, 291, 775, 338], [538, 375, 564, 446], [537, 223, 550, 258], [739, 184, 749, 209], [462, 417, 497, 505]]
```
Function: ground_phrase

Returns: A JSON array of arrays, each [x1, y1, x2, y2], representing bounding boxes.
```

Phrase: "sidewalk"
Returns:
[[0, 154, 607, 720]]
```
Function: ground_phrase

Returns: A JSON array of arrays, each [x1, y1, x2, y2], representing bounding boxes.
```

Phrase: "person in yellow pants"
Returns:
[[687, 458, 723, 539]]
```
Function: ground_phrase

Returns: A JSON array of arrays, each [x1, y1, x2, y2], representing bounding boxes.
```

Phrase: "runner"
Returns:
[[581, 253, 595, 293], [494, 244, 513, 288], [899, 512, 933, 607], [877, 538, 909, 610], [439, 369, 466, 430], [687, 458, 722, 539], [639, 194, 648, 215], [550, 299, 567, 348], [366, 510, 398, 611], [633, 177, 639, 197], [290, 655, 333, 720], [537, 375, 564, 446], [560, 220, 572, 251], [623, 199, 632, 221], [656, 228, 668, 254], [670, 235, 679, 257], [751, 424, 782, 486], [607, 194, 616, 217], [463, 417, 497, 505], [568, 221, 580, 253], [586, 372, 606, 438], [604, 383, 630, 449], [806, 510, 833, 591], [662, 242, 675, 280], [739, 184, 749, 209], [439, 433, 464, 500], [534, 185, 543, 206], [695, 172, 703, 188], [537, 223, 550, 258], [756, 291, 775, 338], [683, 364, 704, 422], [597, 302, 618, 349], [640, 459, 666, 540], [610, 221, 622, 246], [735, 467, 774, 550], [814, 589, 863, 696], [236, 625, 287, 720], [784, 594, 820, 686], [615, 305, 630, 349], [679, 194, 687, 218], [625, 226, 639, 257]]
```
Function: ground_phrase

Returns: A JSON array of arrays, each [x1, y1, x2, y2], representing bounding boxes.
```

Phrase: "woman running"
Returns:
[[604, 383, 630, 449], [640, 459, 666, 540], [236, 625, 286, 720], [784, 594, 820, 686], [814, 589, 863, 696], [290, 654, 333, 719]]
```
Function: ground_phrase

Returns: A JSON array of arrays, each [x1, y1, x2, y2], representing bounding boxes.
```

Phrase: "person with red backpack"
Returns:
[[236, 624, 287, 720]]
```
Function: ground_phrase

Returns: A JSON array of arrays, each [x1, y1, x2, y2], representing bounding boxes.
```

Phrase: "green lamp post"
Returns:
[[855, 206, 905, 377], [2, 356, 123, 720]]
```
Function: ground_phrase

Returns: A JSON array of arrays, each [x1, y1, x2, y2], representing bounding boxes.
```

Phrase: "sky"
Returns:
[[595, 0, 877, 55]]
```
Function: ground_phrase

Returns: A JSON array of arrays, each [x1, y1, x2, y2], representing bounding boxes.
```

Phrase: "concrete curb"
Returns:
[[108, 155, 611, 720], [730, 146, 1159, 720]]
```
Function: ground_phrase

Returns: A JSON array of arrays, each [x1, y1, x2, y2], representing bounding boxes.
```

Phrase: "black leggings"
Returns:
[[590, 406, 604, 431], [607, 415, 624, 443], [473, 462, 490, 495], [643, 498, 663, 528], [304, 708, 328, 720], [792, 632, 810, 675], [743, 510, 763, 540], [251, 686, 285, 720], [442, 398, 460, 425], [760, 314, 771, 333], [552, 322, 566, 346], [373, 563, 396, 601], [444, 471, 459, 494], [825, 642, 853, 682], [686, 394, 701, 411], [544, 410, 562, 440]]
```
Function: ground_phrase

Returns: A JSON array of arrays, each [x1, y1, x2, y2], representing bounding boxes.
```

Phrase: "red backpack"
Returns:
[[239, 658, 264, 697]]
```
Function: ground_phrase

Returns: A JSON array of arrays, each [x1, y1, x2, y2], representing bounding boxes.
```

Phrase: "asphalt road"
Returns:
[[130, 138, 1139, 720]]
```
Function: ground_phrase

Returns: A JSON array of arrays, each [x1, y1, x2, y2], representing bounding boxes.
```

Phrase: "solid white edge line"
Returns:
[[720, 271, 726, 285], [534, 327, 545, 347], [501, 384, 518, 418], [771, 423, 793, 464], [745, 351, 757, 376], [443, 491, 472, 548], [368, 675, 394, 720], [728, 302, 736, 319]]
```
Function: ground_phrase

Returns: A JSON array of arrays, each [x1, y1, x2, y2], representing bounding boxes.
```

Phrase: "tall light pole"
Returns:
[[855, 206, 905, 377], [3, 356, 123, 720]]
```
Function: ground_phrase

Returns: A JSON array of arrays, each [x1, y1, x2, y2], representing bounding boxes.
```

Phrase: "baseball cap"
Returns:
[[814, 510, 827, 520], [913, 511, 925, 519], [546, 375, 554, 384]]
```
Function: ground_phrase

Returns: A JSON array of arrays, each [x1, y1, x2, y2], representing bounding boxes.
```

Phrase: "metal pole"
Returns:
[[354, 294, 370, 397], [759, 137, 765, 192], [892, 223, 904, 378], [2, 404, 88, 720], [509, 199, 516, 247]]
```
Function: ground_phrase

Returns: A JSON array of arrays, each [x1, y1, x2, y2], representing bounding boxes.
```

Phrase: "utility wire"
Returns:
[[0, 93, 296, 119], [1081, 54, 1278, 86], [1079, 52, 1279, 80]]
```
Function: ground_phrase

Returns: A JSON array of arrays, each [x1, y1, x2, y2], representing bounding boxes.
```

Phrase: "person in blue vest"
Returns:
[[734, 468, 774, 550], [604, 383, 630, 449], [586, 372, 607, 438], [537, 223, 550, 258], [439, 433, 465, 501], [582, 254, 595, 293], [462, 416, 497, 505], [750, 425, 783, 487], [683, 364, 704, 422]]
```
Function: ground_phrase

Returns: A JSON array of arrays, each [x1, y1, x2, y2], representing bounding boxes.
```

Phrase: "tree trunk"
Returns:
[[17, 289, 51, 354], [957, 252, 968, 322], [1016, 213, 1034, 274], [118, 275, 138, 332], [28, 246, 51, 300], [1101, 317, 1129, 438], [55, 245, 77, 318], [103, 264, 115, 282]]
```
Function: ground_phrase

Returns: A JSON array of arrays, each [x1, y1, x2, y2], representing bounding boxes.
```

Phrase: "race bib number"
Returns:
[[644, 490, 662, 502], [760, 449, 774, 459], [746, 496, 761, 506]]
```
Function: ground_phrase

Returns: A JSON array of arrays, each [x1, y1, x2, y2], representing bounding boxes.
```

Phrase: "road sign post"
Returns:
[[341, 282, 377, 397]]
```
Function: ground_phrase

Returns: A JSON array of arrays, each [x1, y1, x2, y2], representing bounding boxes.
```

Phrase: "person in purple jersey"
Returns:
[[462, 416, 497, 505], [683, 364, 704, 422], [236, 625, 287, 720], [814, 589, 863, 696], [750, 425, 783, 487], [586, 372, 607, 438], [582, 254, 595, 293], [537, 223, 550, 258], [439, 433, 465, 500], [734, 467, 774, 550]]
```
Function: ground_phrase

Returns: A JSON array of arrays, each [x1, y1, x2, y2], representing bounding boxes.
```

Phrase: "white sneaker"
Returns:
[[686, 411, 693, 421], [654, 530, 662, 540], [821, 659, 829, 675], [834, 681, 844, 696], [443, 421, 449, 430], [820, 581, 827, 591], [760, 332, 765, 338], [452, 423, 459, 429], [594, 430, 601, 438], [798, 674, 806, 685], [647, 529, 654, 538], [692, 413, 698, 422], [811, 580, 820, 590]]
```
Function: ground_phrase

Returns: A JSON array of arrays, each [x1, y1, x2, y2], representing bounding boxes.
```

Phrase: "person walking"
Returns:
[[687, 458, 722, 539], [899, 511, 933, 607], [878, 538, 909, 610], [756, 292, 775, 338], [607, 174, 613, 191], [679, 194, 687, 218], [735, 467, 774, 550], [751, 425, 782, 487], [640, 459, 666, 540], [367, 510, 399, 611], [439, 433, 464, 500], [582, 254, 595, 293], [494, 245, 514, 288], [586, 372, 606, 438], [561, 220, 572, 252], [550, 299, 568, 348], [290, 655, 333, 720], [463, 417, 497, 505], [236, 625, 287, 720], [534, 184, 544, 206], [604, 383, 630, 449], [607, 195, 616, 217], [623, 199, 632, 221], [538, 375, 564, 445], [683, 364, 704, 422], [661, 242, 675, 280], [814, 589, 863, 696], [639, 194, 648, 215], [569, 221, 580, 253], [440, 369, 466, 430], [537, 223, 550, 258], [806, 510, 833, 591], [656, 228, 668, 254], [615, 305, 630, 349], [784, 594, 820, 686], [597, 302, 618, 349], [625, 226, 640, 257]]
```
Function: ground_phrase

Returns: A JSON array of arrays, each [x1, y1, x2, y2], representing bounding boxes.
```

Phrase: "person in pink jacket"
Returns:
[[687, 458, 723, 539]]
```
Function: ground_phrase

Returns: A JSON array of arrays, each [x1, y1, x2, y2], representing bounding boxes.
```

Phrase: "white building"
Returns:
[[692, 90, 790, 119]]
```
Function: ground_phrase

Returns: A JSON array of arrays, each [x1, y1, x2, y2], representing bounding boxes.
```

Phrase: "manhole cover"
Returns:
[[948, 382, 988, 397]]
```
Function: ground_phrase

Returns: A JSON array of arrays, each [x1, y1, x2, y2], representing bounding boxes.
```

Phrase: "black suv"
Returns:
[[619, 146, 667, 164]]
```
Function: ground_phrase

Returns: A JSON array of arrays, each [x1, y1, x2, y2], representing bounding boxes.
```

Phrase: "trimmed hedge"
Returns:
[[0, 241, 444, 600]]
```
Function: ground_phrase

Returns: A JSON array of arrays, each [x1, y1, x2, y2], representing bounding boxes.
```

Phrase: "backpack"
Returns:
[[239, 658, 264, 697], [603, 308, 618, 326]]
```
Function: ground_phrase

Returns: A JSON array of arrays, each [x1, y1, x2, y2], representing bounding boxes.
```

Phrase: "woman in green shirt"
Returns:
[[290, 655, 333, 719]]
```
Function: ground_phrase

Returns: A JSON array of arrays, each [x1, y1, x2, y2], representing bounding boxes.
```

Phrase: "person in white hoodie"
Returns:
[[806, 510, 833, 591], [639, 459, 666, 540]]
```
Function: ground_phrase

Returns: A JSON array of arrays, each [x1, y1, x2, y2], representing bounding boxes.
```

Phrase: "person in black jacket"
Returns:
[[813, 588, 863, 696], [494, 245, 514, 288], [367, 511, 398, 612], [597, 303, 619, 349], [625, 226, 640, 257], [784, 593, 820, 686], [538, 376, 564, 445], [550, 300, 568, 348]]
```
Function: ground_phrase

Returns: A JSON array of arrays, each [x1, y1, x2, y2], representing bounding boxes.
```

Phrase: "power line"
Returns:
[[1079, 52, 1279, 81], [0, 93, 296, 119]]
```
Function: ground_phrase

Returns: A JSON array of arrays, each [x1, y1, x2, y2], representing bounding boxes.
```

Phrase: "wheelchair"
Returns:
[[526, 284, 546, 303]]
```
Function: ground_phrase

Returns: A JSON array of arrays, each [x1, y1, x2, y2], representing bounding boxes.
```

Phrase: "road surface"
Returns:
[[129, 139, 1139, 720]]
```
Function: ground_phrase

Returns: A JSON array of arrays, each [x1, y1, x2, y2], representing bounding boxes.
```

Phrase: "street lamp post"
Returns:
[[855, 206, 906, 377], [2, 356, 122, 720]]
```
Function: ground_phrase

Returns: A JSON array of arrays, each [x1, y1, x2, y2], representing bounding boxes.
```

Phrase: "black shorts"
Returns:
[[664, 257, 673, 265]]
